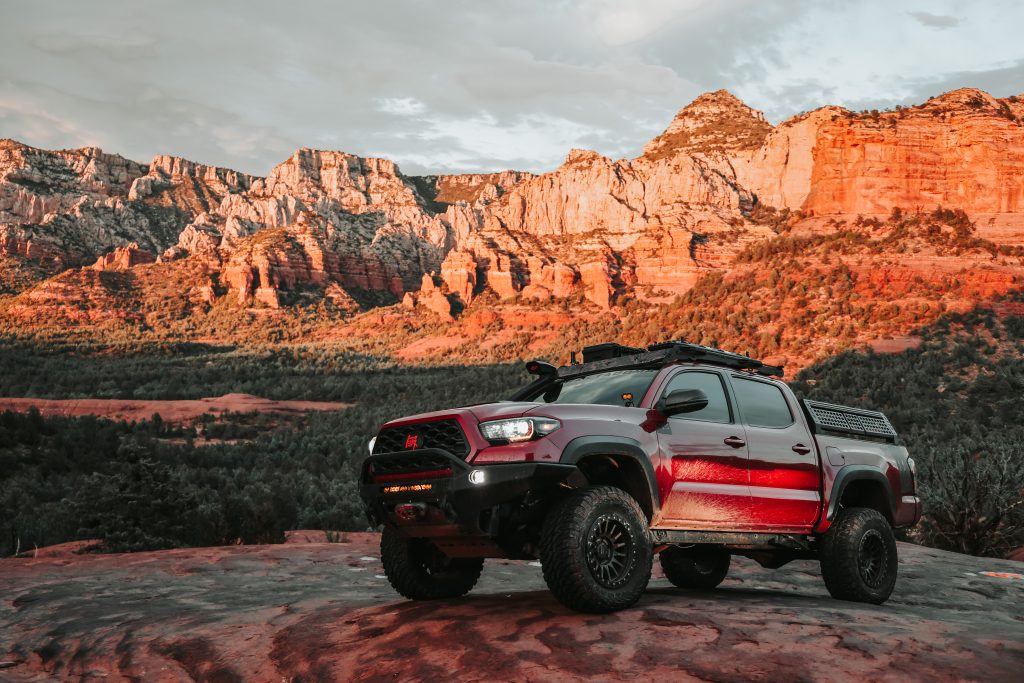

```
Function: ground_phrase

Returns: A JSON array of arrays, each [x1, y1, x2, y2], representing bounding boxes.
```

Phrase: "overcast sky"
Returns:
[[2, 0, 1022, 175]]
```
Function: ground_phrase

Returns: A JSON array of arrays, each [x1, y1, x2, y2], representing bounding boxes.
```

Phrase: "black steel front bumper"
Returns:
[[359, 448, 576, 533]]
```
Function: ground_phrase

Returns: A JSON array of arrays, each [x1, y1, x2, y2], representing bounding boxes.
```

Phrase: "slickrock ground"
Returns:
[[1, 533, 1021, 682], [0, 393, 350, 424]]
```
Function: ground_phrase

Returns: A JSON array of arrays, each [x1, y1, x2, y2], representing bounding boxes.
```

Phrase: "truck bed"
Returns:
[[802, 400, 920, 529]]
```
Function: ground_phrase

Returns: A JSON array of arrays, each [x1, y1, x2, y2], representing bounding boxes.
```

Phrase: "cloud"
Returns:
[[583, 0, 709, 46], [1, 0, 1022, 176], [899, 60, 1024, 104], [678, 0, 1024, 121], [908, 11, 960, 29], [377, 98, 427, 117], [0, 91, 91, 146]]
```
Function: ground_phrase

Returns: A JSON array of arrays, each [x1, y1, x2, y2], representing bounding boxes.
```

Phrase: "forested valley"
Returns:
[[1, 301, 1021, 558]]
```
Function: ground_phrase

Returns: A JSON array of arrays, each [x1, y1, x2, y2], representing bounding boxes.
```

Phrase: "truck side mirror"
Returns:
[[658, 389, 709, 417]]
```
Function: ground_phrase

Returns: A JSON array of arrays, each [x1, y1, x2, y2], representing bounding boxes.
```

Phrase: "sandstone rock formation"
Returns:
[[91, 243, 155, 271], [430, 170, 533, 205], [2, 88, 1023, 321], [643, 89, 774, 158], [403, 272, 453, 320], [730, 89, 1024, 233], [439, 249, 477, 304]]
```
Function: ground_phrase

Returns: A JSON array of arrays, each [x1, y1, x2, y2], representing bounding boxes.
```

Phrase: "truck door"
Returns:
[[727, 375, 820, 531], [655, 369, 751, 529]]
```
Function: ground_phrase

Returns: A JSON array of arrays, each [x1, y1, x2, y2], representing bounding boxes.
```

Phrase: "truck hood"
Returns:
[[381, 402, 538, 428], [470, 402, 646, 424], [522, 402, 647, 423], [381, 401, 646, 428]]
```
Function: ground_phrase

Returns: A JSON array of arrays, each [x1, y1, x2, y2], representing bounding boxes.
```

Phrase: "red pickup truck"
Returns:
[[360, 341, 922, 613]]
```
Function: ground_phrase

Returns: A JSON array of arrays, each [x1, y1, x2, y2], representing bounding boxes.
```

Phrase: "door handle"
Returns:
[[724, 436, 746, 448], [792, 443, 811, 455]]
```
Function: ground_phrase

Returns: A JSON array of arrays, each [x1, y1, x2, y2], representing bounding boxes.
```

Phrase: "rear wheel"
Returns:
[[660, 545, 730, 590], [380, 526, 483, 600], [539, 486, 652, 613], [819, 507, 898, 604]]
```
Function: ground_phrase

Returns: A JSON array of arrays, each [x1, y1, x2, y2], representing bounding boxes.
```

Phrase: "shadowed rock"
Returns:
[[0, 534, 1021, 681]]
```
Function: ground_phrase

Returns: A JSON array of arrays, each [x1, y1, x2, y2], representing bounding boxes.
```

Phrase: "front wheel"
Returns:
[[380, 526, 483, 600], [539, 486, 653, 613], [819, 507, 898, 604]]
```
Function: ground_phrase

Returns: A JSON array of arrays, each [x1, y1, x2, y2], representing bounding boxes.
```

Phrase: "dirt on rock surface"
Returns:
[[1, 534, 1022, 682]]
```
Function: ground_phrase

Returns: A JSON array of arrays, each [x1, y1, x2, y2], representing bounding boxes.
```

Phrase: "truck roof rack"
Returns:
[[581, 343, 647, 363], [646, 341, 784, 377], [560, 340, 784, 379]]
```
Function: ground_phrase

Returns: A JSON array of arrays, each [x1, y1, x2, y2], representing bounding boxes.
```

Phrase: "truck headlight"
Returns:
[[479, 417, 560, 444], [368, 436, 377, 455]]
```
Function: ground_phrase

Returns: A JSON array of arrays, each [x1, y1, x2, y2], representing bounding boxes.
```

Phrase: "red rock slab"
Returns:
[[396, 335, 469, 361], [0, 393, 351, 425], [868, 336, 923, 354], [11, 540, 102, 560], [1, 538, 1022, 681]]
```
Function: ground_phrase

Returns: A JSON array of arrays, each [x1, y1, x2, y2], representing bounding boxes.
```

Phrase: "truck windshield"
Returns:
[[535, 369, 659, 407]]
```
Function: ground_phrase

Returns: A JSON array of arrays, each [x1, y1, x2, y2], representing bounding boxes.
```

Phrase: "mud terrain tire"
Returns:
[[819, 507, 898, 604], [660, 545, 730, 590], [380, 526, 483, 600], [540, 486, 652, 613]]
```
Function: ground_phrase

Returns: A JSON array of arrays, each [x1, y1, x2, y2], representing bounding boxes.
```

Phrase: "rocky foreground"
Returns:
[[1, 533, 1021, 682]]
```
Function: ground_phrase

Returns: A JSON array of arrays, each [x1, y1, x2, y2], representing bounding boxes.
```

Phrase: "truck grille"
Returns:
[[373, 418, 470, 458], [367, 451, 454, 481]]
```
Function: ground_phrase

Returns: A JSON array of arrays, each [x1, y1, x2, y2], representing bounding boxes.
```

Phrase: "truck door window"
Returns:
[[731, 376, 793, 428], [660, 371, 731, 423]]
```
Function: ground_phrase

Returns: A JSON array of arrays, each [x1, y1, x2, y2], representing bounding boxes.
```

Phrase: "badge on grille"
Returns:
[[405, 434, 419, 449]]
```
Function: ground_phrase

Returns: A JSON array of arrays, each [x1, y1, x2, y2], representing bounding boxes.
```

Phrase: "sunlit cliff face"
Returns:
[[1, 87, 1023, 371]]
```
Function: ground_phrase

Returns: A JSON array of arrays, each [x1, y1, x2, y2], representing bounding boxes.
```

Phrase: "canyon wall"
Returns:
[[2, 87, 1022, 317]]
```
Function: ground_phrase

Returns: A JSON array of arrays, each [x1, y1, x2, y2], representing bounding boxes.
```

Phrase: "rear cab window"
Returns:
[[730, 376, 793, 428]]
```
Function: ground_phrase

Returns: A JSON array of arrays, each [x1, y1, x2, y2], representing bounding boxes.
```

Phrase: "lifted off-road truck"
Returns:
[[360, 341, 922, 613]]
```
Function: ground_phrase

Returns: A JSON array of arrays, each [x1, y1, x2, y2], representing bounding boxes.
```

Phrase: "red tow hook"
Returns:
[[395, 503, 425, 522]]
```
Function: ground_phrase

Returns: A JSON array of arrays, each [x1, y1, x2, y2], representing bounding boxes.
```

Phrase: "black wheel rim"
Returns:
[[858, 530, 887, 588], [585, 513, 634, 588]]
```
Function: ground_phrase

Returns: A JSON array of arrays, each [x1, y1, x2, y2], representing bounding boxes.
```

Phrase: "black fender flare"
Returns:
[[827, 467, 896, 521], [559, 435, 661, 517]]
